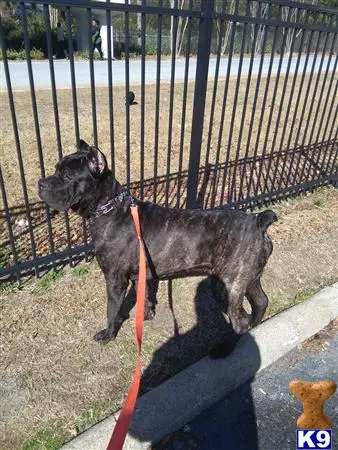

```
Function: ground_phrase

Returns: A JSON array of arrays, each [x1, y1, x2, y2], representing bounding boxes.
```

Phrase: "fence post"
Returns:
[[186, 0, 215, 209]]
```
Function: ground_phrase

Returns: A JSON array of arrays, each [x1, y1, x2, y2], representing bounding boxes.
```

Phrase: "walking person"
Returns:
[[92, 19, 103, 59], [56, 22, 68, 59]]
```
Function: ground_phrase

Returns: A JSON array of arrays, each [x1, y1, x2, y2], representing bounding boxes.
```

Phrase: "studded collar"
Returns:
[[89, 190, 134, 221]]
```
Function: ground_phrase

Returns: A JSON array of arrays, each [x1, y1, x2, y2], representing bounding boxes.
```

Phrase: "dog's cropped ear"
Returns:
[[78, 139, 91, 153], [87, 147, 107, 176]]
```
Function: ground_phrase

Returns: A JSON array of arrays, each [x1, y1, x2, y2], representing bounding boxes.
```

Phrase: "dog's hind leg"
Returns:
[[226, 281, 251, 335], [94, 275, 128, 342], [245, 278, 268, 328]]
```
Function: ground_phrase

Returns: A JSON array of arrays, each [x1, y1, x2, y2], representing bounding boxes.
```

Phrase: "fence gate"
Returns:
[[0, 0, 337, 280]]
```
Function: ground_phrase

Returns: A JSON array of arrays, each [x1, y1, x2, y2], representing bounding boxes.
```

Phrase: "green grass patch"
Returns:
[[0, 281, 21, 294], [35, 270, 63, 293], [266, 296, 284, 317], [72, 266, 89, 278], [0, 247, 11, 268], [314, 198, 326, 208], [23, 426, 71, 450], [293, 288, 318, 304], [266, 287, 319, 319], [75, 400, 111, 434]]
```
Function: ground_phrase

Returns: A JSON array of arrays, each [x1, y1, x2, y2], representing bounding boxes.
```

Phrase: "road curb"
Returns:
[[62, 283, 338, 450]]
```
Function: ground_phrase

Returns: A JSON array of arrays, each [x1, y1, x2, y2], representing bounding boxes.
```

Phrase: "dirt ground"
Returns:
[[0, 186, 337, 449], [1, 72, 335, 208]]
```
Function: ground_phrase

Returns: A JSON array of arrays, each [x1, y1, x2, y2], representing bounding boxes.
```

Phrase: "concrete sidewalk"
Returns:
[[62, 283, 337, 450]]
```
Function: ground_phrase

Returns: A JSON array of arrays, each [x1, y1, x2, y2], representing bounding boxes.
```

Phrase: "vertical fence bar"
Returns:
[[210, 1, 239, 209], [327, 126, 338, 178], [278, 27, 316, 188], [227, 0, 252, 204], [124, 0, 131, 190], [233, 3, 259, 204], [272, 13, 310, 194], [43, 6, 63, 161], [295, 18, 336, 190], [165, 0, 178, 207], [307, 37, 337, 162], [0, 14, 38, 276], [153, 0, 162, 203], [311, 57, 338, 180], [43, 5, 73, 261], [246, 4, 281, 200], [204, 1, 226, 170], [0, 167, 20, 281], [87, 8, 98, 147], [256, 5, 294, 196], [21, 2, 55, 267], [269, 9, 309, 196], [186, 0, 215, 209], [66, 7, 80, 145], [66, 7, 88, 250], [285, 27, 323, 188], [238, 1, 271, 203], [140, 0, 146, 200], [317, 80, 338, 180], [176, 0, 193, 208], [303, 25, 336, 151], [106, 4, 115, 177]]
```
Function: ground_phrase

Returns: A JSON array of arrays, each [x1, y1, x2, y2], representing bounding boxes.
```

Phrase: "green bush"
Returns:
[[145, 43, 158, 55], [30, 47, 44, 59], [76, 51, 101, 60], [0, 48, 44, 61]]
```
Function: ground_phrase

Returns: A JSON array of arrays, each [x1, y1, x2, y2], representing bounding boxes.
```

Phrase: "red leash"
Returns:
[[106, 204, 147, 450]]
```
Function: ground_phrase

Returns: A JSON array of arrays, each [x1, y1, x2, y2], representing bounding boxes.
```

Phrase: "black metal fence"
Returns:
[[0, 0, 337, 280]]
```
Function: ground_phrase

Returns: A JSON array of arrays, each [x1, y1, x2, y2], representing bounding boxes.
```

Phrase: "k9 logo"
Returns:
[[296, 429, 332, 449]]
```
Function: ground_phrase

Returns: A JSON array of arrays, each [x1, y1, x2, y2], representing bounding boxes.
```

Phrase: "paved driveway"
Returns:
[[0, 55, 335, 90]]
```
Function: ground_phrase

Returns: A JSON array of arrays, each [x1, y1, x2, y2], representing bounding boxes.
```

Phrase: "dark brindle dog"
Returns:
[[38, 139, 276, 342]]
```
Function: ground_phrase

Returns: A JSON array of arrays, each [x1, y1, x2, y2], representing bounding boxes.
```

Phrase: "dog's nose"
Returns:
[[39, 179, 48, 191]]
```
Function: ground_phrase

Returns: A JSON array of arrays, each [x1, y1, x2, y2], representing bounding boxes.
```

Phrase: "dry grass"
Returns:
[[0, 186, 337, 450], [1, 72, 336, 208]]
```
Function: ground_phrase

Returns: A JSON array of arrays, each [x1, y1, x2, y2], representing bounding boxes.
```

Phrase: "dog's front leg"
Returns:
[[93, 276, 128, 342]]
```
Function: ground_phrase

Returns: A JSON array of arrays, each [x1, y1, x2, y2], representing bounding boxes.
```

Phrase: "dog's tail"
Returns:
[[257, 209, 277, 232]]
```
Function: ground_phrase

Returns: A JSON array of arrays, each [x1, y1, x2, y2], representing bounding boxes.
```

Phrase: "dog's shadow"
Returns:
[[140, 277, 241, 392], [124, 277, 261, 449]]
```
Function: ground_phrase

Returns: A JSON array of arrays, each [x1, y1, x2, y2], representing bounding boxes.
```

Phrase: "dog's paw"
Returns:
[[93, 328, 116, 342], [231, 317, 251, 335]]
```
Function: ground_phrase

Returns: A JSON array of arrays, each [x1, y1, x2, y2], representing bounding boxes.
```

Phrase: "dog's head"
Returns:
[[38, 139, 108, 213]]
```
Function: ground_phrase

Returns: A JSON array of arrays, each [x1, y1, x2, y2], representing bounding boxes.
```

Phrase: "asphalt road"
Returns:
[[0, 54, 335, 90], [154, 325, 338, 450]]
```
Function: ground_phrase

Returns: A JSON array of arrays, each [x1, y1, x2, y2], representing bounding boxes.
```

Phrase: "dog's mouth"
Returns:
[[38, 180, 72, 213]]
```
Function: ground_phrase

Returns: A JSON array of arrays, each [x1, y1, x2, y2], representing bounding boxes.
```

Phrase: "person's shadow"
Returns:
[[129, 277, 261, 450]]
